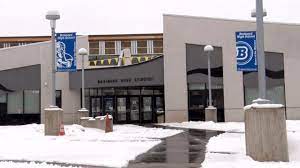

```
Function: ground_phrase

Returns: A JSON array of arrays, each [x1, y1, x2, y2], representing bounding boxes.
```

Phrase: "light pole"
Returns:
[[204, 45, 214, 107], [78, 48, 88, 110], [204, 45, 217, 122], [46, 10, 60, 107], [252, 0, 268, 104]]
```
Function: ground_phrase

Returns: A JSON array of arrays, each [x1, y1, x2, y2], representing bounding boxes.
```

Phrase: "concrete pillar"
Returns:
[[205, 106, 217, 122], [77, 108, 89, 124], [80, 117, 92, 127], [95, 116, 105, 130], [245, 104, 289, 162], [44, 107, 63, 136]]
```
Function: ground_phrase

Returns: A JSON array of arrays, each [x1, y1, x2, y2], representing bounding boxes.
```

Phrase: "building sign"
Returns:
[[56, 32, 77, 72], [97, 77, 153, 85], [236, 31, 257, 71]]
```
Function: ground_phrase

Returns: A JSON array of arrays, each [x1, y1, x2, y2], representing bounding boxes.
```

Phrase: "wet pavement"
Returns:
[[127, 126, 223, 168]]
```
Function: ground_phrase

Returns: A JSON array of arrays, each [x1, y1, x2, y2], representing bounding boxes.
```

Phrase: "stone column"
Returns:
[[44, 107, 63, 136], [205, 106, 217, 122], [77, 108, 89, 124], [245, 104, 289, 162]]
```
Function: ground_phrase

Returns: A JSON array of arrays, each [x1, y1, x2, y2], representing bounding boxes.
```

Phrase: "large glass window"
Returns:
[[24, 90, 40, 114], [186, 44, 224, 121], [7, 91, 23, 114], [243, 52, 285, 105]]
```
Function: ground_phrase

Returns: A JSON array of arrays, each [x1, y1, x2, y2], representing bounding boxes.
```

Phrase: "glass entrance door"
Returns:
[[90, 97, 101, 117], [130, 97, 140, 122], [0, 94, 7, 125], [188, 90, 206, 121], [142, 96, 152, 122], [116, 97, 127, 122], [103, 96, 114, 116], [154, 96, 165, 123]]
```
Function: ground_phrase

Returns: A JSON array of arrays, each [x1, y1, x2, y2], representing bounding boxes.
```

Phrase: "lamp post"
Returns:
[[78, 48, 88, 110], [46, 10, 60, 107], [251, 0, 268, 104], [204, 45, 214, 107], [204, 45, 217, 122]]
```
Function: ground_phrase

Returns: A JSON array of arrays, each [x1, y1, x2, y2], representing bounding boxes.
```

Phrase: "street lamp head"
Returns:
[[78, 48, 88, 56], [204, 45, 214, 52], [46, 10, 60, 20]]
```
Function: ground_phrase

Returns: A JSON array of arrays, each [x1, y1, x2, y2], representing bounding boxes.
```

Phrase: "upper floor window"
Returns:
[[89, 41, 99, 55], [137, 40, 147, 54], [105, 41, 115, 55], [153, 40, 163, 54]]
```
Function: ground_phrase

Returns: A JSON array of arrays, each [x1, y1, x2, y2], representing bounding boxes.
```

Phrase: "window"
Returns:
[[0, 94, 6, 103], [102, 88, 115, 95], [243, 52, 285, 105], [137, 40, 147, 54], [24, 90, 40, 114], [89, 41, 99, 55], [89, 88, 98, 96], [153, 40, 163, 54], [105, 41, 115, 55], [7, 91, 23, 114], [56, 90, 62, 108]]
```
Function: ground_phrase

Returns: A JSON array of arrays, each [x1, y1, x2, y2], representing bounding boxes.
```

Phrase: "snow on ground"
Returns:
[[0, 124, 182, 168], [161, 120, 300, 168], [0, 161, 79, 168], [161, 120, 300, 133], [160, 121, 245, 132]]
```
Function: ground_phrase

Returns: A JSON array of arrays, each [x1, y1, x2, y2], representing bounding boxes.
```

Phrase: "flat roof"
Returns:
[[0, 33, 163, 43], [164, 14, 300, 27]]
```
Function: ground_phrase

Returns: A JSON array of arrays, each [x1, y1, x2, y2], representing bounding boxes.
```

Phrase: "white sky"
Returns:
[[0, 0, 299, 36]]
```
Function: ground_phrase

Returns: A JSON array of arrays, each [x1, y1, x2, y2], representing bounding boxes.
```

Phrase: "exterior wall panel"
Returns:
[[164, 15, 300, 121]]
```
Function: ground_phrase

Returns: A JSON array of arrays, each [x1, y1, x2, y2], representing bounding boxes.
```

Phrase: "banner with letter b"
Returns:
[[236, 31, 257, 71]]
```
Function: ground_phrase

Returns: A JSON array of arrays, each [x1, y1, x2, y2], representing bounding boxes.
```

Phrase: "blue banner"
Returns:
[[236, 31, 257, 71], [56, 32, 77, 72]]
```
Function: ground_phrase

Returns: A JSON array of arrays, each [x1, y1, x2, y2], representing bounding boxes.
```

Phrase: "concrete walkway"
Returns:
[[1, 126, 222, 168], [127, 126, 223, 168]]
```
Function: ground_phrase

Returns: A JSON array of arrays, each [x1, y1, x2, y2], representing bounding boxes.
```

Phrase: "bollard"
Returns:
[[105, 113, 113, 133]]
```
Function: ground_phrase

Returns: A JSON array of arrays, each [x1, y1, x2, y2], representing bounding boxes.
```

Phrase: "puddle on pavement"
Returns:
[[127, 125, 223, 168]]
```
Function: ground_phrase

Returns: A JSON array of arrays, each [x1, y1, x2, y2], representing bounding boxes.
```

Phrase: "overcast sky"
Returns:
[[0, 0, 299, 36]]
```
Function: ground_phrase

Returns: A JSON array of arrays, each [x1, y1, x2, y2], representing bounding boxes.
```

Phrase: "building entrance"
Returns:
[[188, 84, 224, 122], [86, 87, 165, 124]]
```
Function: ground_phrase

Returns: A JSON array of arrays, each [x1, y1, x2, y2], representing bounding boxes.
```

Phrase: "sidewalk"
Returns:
[[127, 126, 223, 168]]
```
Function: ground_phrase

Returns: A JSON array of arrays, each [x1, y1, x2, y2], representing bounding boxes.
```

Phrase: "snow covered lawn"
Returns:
[[161, 120, 300, 168], [0, 124, 182, 168]]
